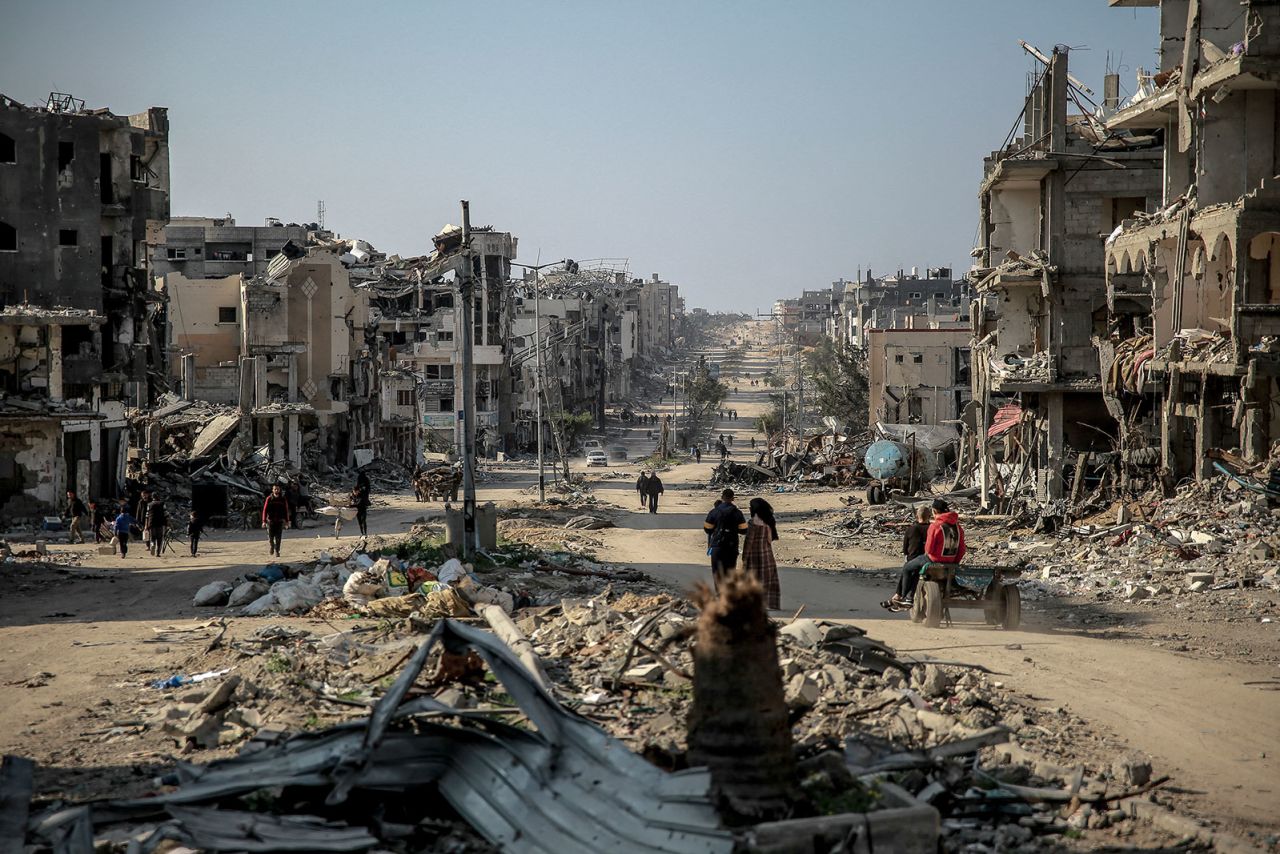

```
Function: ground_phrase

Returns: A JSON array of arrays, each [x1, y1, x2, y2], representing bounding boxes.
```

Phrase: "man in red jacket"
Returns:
[[261, 483, 292, 558], [887, 498, 965, 609]]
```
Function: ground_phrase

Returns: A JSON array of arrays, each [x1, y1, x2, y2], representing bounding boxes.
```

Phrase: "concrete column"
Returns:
[[1043, 393, 1065, 501], [1194, 377, 1214, 480], [287, 354, 298, 403], [146, 421, 162, 465], [48, 324, 64, 403], [288, 414, 301, 468], [255, 358, 268, 410], [181, 353, 195, 401], [1162, 364, 1181, 471], [272, 416, 285, 462], [239, 356, 256, 412]]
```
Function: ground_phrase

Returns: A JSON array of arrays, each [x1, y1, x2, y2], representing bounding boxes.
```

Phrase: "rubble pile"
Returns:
[[45, 592, 1185, 852], [1006, 477, 1280, 612]]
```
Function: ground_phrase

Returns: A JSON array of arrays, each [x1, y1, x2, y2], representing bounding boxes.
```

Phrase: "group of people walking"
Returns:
[[718, 409, 739, 420], [65, 487, 195, 560]]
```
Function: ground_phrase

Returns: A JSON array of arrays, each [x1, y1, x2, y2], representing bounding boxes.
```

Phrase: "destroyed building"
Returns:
[[968, 48, 1164, 503], [0, 92, 169, 513], [836, 268, 968, 351], [1102, 0, 1280, 481], [163, 242, 379, 471], [149, 214, 314, 281], [866, 327, 972, 427]]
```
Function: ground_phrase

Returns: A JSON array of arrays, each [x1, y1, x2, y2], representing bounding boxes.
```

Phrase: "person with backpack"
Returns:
[[887, 499, 965, 610], [702, 488, 748, 584]]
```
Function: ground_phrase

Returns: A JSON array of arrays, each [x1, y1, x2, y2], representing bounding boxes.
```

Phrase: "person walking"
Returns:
[[112, 506, 134, 559], [187, 510, 203, 557], [702, 488, 748, 586], [717, 440, 729, 462], [351, 483, 371, 539], [145, 495, 168, 556], [65, 490, 87, 544], [89, 499, 108, 543], [638, 470, 664, 513], [135, 487, 152, 552], [261, 483, 291, 557], [742, 497, 781, 610], [635, 471, 648, 509], [694, 446, 702, 463]]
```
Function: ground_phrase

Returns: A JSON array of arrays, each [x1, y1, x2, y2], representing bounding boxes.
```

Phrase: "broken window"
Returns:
[[58, 141, 74, 171], [397, 389, 413, 406], [912, 353, 923, 364], [439, 397, 454, 412], [0, 133, 14, 163], [58, 229, 78, 247], [166, 247, 187, 260], [438, 330, 454, 342], [99, 153, 113, 203], [129, 154, 143, 182], [217, 306, 237, 323], [0, 221, 15, 251], [894, 354, 905, 364]]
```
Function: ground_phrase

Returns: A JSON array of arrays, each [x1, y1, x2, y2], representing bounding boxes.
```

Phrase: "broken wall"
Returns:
[[0, 419, 61, 515]]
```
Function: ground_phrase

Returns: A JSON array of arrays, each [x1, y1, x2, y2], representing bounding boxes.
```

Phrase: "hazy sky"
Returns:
[[3, 1, 1157, 311]]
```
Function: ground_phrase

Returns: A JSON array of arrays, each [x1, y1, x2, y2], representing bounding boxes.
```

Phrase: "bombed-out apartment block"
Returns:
[[0, 93, 169, 513], [150, 214, 314, 281], [832, 268, 968, 351], [1102, 0, 1280, 481], [866, 328, 972, 428], [163, 242, 379, 470], [969, 48, 1163, 503]]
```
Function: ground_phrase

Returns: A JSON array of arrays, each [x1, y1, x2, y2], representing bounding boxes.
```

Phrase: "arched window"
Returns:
[[0, 221, 16, 252]]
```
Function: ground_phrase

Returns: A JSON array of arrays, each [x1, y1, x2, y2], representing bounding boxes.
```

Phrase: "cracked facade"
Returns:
[[0, 93, 169, 513]]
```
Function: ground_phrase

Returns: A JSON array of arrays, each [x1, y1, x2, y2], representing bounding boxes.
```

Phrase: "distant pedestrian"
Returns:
[[750, 436, 756, 449], [145, 496, 168, 556], [113, 508, 134, 558], [261, 483, 291, 557], [135, 487, 152, 549], [703, 488, 748, 585], [89, 500, 108, 543], [65, 490, 87, 544], [637, 470, 665, 513], [718, 441, 728, 462], [743, 497, 781, 610], [694, 446, 702, 463], [188, 510, 203, 557], [353, 473, 372, 538]]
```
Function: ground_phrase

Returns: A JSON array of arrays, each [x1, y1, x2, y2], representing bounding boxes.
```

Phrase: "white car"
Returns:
[[585, 449, 609, 467]]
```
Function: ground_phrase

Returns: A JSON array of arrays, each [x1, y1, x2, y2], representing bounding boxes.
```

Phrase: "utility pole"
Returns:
[[458, 200, 477, 559], [510, 259, 566, 503]]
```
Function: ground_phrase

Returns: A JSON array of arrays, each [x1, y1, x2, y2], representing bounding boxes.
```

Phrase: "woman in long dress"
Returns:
[[742, 497, 781, 610]]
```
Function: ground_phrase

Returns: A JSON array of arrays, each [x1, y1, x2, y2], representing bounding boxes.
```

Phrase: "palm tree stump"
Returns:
[[687, 568, 798, 825]]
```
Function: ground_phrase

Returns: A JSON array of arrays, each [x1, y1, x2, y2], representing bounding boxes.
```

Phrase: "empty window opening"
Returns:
[[129, 154, 143, 182], [894, 354, 905, 364], [99, 153, 114, 203], [217, 306, 237, 323], [58, 229, 78, 247], [0, 221, 15, 251], [912, 353, 923, 364], [0, 133, 14, 163], [166, 247, 187, 260], [57, 141, 74, 171]]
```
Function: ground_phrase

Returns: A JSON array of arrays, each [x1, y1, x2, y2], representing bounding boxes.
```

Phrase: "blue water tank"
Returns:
[[864, 440, 908, 481]]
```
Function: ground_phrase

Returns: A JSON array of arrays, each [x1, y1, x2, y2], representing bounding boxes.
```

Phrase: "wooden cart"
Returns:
[[909, 562, 1025, 629]]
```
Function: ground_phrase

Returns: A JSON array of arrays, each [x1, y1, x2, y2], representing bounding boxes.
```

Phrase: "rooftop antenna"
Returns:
[[317, 200, 326, 231]]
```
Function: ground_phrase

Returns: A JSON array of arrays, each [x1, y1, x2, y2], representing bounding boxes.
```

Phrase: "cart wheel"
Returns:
[[1002, 586, 1022, 630], [985, 583, 1005, 625], [909, 589, 925, 623], [922, 581, 943, 628], [866, 485, 885, 505]]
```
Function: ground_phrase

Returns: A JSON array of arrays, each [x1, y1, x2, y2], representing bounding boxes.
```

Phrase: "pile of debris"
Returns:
[[10, 586, 1192, 852]]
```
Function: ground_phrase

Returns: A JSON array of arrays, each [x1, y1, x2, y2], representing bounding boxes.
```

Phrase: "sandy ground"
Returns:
[[1, 320, 1277, 839]]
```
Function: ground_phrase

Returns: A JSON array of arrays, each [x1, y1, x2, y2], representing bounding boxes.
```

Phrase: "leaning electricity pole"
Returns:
[[458, 200, 477, 559], [510, 259, 565, 503]]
